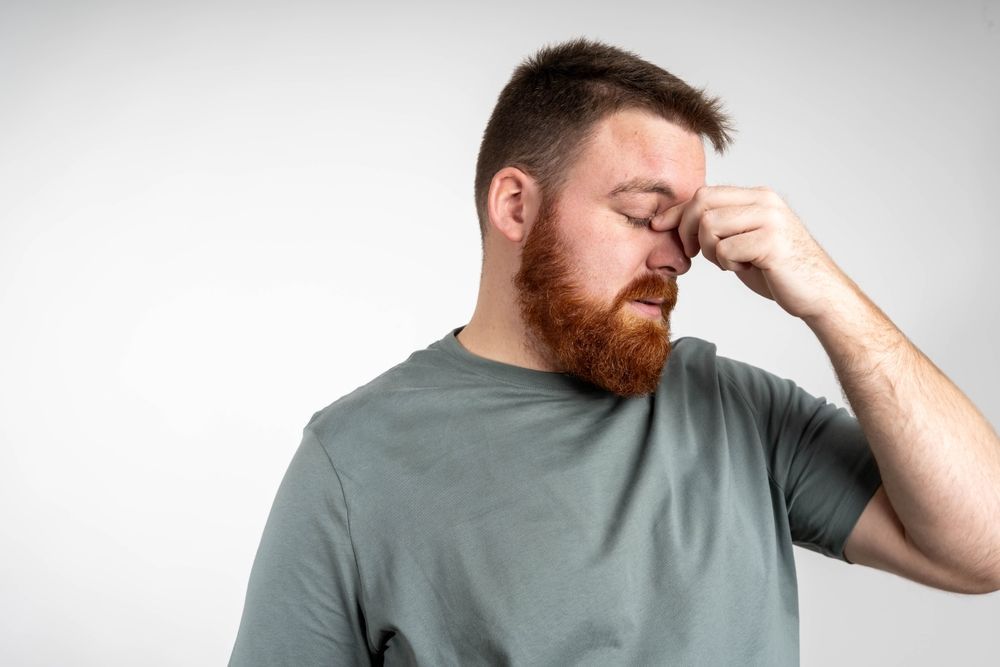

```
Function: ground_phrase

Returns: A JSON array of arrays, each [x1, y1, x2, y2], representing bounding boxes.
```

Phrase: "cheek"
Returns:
[[569, 232, 639, 296]]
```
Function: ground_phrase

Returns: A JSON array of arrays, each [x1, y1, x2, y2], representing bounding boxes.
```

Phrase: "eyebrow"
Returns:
[[607, 177, 678, 200]]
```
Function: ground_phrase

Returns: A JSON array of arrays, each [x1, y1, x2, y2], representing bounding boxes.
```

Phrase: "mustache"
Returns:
[[621, 277, 679, 304]]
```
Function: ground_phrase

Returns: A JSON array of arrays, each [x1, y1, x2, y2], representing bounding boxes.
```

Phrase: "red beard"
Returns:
[[512, 193, 679, 397]]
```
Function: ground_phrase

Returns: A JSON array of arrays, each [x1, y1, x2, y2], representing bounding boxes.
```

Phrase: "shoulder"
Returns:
[[659, 335, 735, 409], [664, 336, 786, 415], [307, 358, 413, 438], [664, 335, 723, 387], [302, 345, 462, 467], [671, 334, 787, 386], [668, 335, 719, 365]]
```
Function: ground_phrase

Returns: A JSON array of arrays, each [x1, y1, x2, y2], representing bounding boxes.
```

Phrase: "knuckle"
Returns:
[[714, 237, 727, 256], [763, 207, 783, 227], [754, 185, 780, 204]]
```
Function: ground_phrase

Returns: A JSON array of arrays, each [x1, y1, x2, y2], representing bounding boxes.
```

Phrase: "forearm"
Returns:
[[803, 278, 1000, 585]]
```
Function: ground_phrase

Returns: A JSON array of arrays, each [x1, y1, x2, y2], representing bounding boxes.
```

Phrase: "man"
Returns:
[[230, 38, 1000, 665]]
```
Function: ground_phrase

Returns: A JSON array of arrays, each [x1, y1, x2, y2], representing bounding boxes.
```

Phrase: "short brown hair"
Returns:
[[474, 37, 735, 247]]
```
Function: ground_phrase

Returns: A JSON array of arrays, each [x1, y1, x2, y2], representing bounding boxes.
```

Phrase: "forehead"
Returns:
[[572, 108, 706, 201]]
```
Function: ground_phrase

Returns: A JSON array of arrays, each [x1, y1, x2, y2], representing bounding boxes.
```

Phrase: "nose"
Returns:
[[647, 227, 692, 276]]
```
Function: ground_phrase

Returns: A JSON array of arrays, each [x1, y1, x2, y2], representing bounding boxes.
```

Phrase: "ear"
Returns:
[[486, 166, 542, 244]]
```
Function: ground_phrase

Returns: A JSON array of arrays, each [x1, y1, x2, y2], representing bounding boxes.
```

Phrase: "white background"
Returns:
[[1, 1, 998, 664]]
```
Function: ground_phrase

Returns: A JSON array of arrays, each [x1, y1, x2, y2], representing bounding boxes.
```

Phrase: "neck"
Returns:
[[456, 261, 558, 373]]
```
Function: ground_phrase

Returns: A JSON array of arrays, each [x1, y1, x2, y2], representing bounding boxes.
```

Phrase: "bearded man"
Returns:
[[230, 37, 1000, 666]]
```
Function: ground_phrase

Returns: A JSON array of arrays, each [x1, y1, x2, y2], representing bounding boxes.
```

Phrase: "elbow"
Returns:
[[943, 570, 999, 596], [969, 551, 1000, 595], [968, 578, 1000, 596], [984, 571, 1000, 595]]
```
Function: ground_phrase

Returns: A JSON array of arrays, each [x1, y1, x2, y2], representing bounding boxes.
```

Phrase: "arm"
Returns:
[[229, 428, 375, 665], [802, 276, 1000, 592], [655, 185, 1000, 592]]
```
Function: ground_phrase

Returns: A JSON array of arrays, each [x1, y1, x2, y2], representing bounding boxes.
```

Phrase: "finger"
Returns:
[[677, 201, 703, 259], [652, 200, 686, 233], [651, 186, 776, 255], [669, 186, 766, 258], [697, 220, 720, 266], [649, 200, 702, 258], [686, 202, 761, 264], [715, 227, 770, 271], [702, 203, 769, 238]]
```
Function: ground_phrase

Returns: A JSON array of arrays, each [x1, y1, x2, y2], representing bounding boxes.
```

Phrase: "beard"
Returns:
[[512, 192, 679, 397]]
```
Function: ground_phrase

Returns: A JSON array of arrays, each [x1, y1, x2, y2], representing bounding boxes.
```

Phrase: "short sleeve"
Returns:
[[717, 355, 883, 563], [229, 427, 375, 665]]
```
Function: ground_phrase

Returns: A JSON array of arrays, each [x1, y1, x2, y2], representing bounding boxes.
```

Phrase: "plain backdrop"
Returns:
[[1, 1, 998, 665]]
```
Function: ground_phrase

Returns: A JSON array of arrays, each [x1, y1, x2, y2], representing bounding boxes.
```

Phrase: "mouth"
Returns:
[[629, 299, 666, 319]]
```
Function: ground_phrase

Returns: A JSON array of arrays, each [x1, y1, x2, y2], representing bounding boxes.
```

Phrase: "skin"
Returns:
[[650, 149, 1000, 592], [509, 186, 680, 396], [458, 107, 704, 394], [460, 106, 1000, 592]]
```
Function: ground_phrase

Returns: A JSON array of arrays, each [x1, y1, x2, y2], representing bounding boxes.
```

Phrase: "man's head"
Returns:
[[512, 108, 702, 396], [512, 178, 678, 396], [474, 37, 734, 247], [472, 38, 735, 396]]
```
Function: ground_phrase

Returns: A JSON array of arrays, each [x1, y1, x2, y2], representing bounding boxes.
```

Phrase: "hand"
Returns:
[[653, 185, 852, 321]]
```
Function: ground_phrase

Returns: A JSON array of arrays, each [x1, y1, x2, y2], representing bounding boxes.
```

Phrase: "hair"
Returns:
[[473, 37, 736, 249]]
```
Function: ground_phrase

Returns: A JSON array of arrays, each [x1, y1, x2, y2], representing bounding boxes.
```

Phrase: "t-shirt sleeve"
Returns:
[[229, 427, 375, 665], [716, 354, 883, 563]]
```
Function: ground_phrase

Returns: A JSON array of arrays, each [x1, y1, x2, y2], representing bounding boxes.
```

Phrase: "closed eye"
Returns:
[[625, 215, 654, 228]]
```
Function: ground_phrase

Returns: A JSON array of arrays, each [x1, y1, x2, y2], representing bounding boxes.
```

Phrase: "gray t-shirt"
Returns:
[[230, 326, 882, 666]]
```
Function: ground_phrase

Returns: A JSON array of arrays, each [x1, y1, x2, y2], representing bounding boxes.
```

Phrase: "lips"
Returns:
[[635, 298, 664, 305]]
